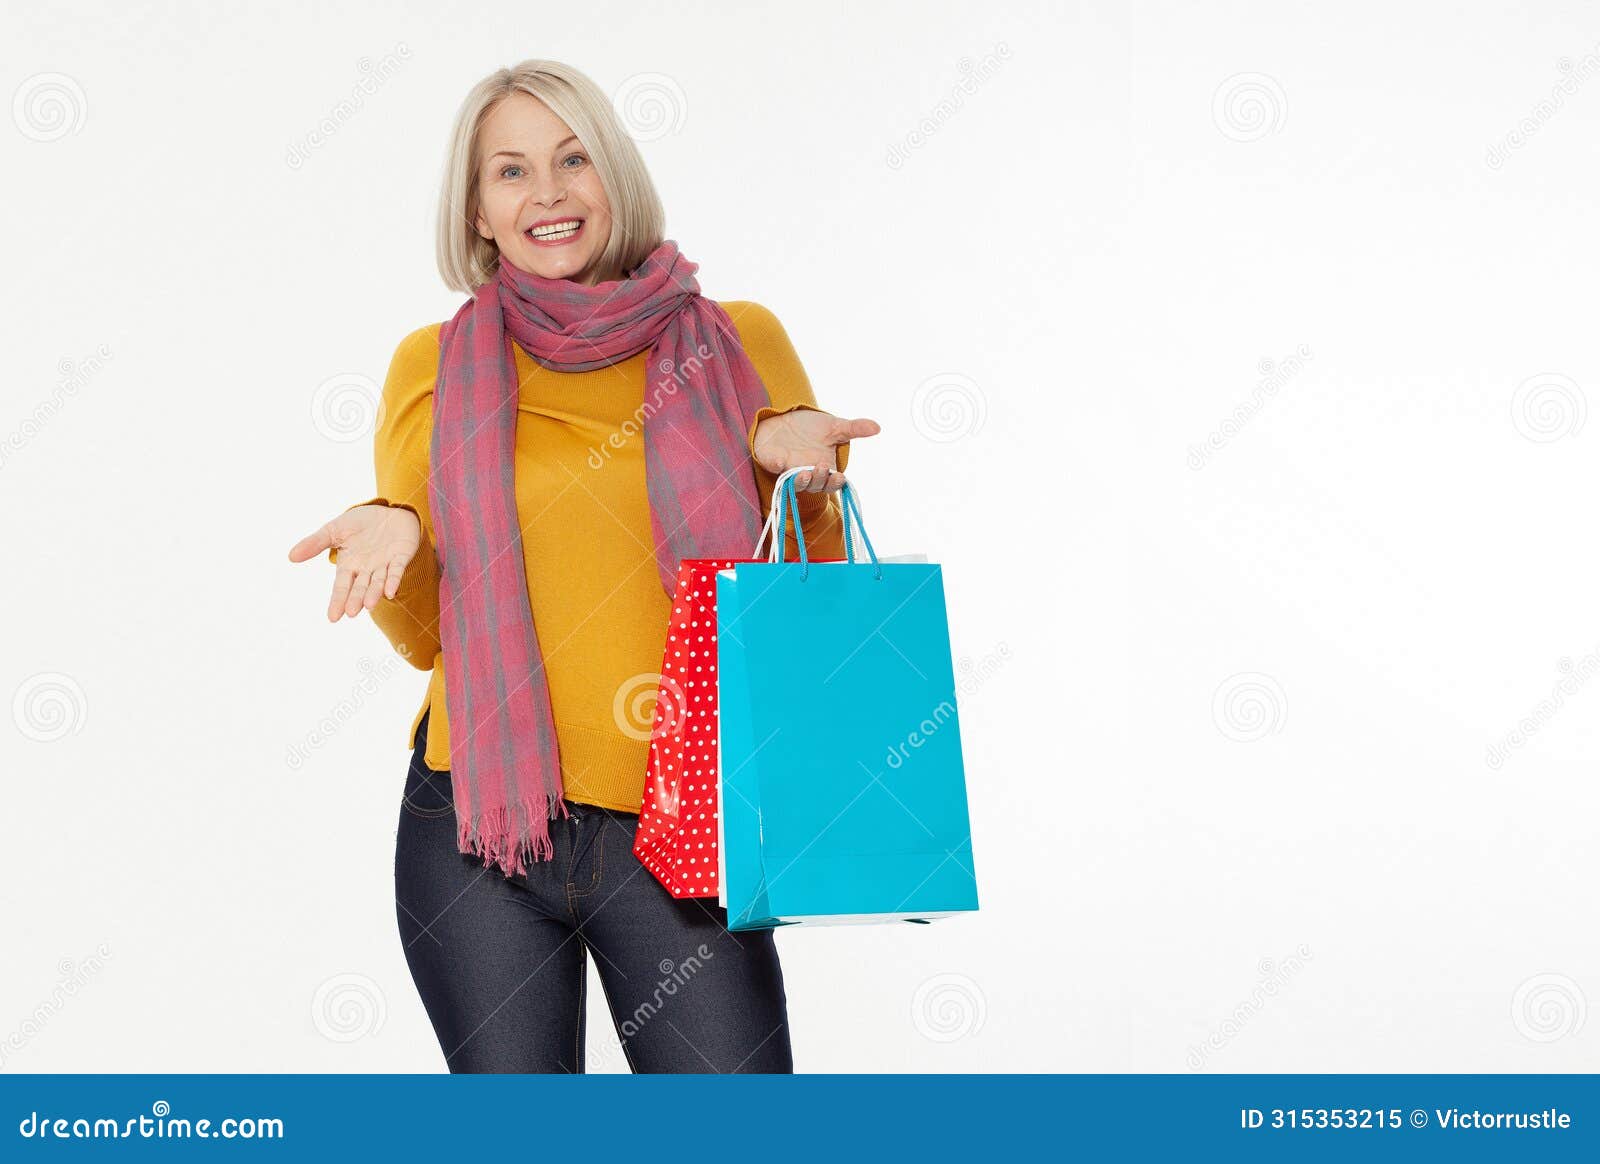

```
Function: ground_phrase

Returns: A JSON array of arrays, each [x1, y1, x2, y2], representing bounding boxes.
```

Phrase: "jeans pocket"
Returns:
[[401, 763, 456, 820]]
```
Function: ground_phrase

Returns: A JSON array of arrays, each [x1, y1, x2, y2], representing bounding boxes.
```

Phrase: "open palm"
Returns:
[[286, 502, 422, 621], [752, 408, 881, 492]]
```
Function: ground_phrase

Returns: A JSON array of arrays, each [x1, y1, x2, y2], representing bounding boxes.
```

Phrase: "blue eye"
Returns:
[[497, 155, 584, 179]]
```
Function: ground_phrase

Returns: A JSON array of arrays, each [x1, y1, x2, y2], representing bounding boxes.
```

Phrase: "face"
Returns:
[[472, 93, 614, 285]]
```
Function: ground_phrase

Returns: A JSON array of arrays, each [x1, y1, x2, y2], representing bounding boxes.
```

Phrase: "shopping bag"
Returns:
[[633, 482, 846, 897], [715, 471, 979, 930], [633, 556, 746, 899]]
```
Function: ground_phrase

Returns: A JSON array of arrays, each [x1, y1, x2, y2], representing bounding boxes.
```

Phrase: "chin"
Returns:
[[551, 257, 605, 284]]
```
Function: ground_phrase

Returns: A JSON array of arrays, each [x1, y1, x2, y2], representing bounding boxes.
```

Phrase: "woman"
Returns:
[[287, 60, 879, 1073]]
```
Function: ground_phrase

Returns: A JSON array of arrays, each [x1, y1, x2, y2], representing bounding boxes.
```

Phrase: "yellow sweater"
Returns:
[[334, 301, 853, 811]]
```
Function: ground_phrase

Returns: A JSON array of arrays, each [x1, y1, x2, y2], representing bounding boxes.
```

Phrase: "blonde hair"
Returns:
[[435, 60, 665, 292]]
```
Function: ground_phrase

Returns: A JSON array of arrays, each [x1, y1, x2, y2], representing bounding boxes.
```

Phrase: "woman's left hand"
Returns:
[[752, 408, 881, 492]]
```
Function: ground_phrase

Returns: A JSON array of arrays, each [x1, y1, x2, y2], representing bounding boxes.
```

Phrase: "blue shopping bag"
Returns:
[[715, 473, 979, 930]]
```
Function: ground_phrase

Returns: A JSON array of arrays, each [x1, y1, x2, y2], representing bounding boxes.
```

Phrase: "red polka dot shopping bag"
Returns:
[[632, 555, 748, 898]]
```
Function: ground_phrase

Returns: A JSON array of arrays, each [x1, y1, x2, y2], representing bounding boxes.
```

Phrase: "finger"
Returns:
[[327, 565, 356, 623], [364, 561, 391, 611], [343, 566, 374, 619], [288, 523, 334, 563], [803, 459, 831, 492], [383, 553, 411, 600], [840, 417, 881, 439]]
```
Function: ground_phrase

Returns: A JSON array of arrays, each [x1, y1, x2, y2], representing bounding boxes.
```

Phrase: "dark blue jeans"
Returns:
[[393, 710, 793, 1073]]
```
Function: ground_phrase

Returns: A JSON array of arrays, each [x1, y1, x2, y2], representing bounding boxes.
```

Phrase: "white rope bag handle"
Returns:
[[750, 466, 866, 562]]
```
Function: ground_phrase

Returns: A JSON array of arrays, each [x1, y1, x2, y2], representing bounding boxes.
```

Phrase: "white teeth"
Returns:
[[528, 221, 581, 240]]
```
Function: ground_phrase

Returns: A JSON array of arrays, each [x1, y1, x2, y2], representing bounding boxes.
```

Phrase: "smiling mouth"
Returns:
[[526, 218, 584, 245]]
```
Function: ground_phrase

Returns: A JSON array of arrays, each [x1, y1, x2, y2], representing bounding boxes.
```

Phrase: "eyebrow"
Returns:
[[486, 135, 579, 162]]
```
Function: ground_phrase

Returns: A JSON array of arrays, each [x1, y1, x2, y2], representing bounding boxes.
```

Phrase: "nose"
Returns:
[[528, 167, 568, 209]]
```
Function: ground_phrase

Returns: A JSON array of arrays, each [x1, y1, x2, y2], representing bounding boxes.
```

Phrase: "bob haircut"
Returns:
[[435, 60, 665, 292]]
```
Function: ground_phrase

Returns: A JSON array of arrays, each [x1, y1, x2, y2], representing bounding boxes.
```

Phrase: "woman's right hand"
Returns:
[[287, 503, 423, 622]]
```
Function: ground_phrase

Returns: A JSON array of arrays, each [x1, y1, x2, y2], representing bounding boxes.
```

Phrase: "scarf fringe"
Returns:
[[458, 795, 570, 878]]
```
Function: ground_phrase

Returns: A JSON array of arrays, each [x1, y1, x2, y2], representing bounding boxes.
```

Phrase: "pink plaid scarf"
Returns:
[[428, 239, 772, 877]]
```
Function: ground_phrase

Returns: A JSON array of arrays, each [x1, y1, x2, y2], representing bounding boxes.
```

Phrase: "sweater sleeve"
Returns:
[[327, 325, 443, 671], [725, 301, 854, 562]]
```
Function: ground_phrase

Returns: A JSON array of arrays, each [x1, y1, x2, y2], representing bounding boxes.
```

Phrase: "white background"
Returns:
[[2, 0, 1595, 1073]]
